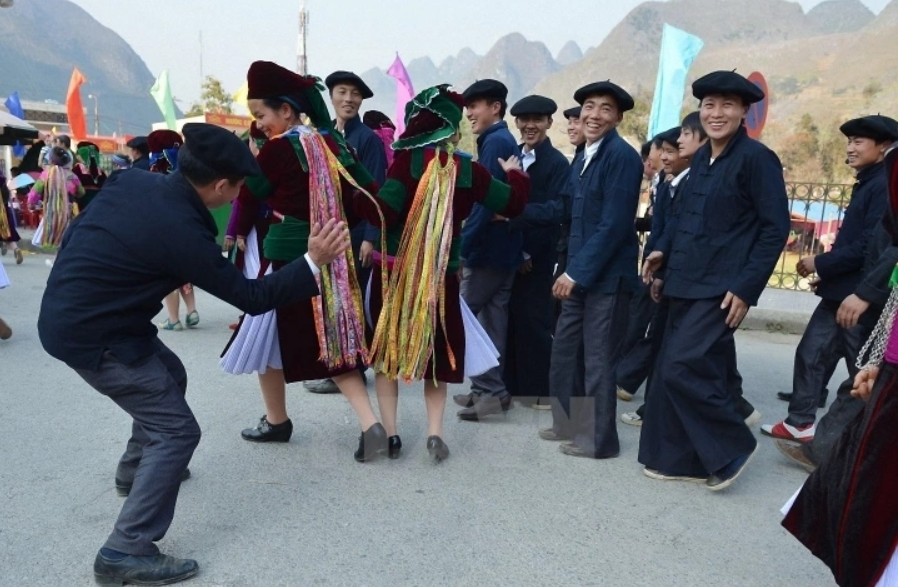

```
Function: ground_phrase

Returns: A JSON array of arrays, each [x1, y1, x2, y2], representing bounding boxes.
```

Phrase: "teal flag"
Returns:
[[648, 24, 704, 139], [150, 69, 177, 130]]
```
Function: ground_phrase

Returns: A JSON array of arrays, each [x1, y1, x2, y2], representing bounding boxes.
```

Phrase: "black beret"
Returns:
[[840, 115, 898, 142], [181, 123, 261, 178], [462, 79, 508, 104], [510, 95, 557, 117], [325, 71, 373, 100], [657, 127, 682, 147], [126, 136, 148, 149], [692, 71, 764, 104], [573, 81, 635, 112], [563, 106, 582, 120]]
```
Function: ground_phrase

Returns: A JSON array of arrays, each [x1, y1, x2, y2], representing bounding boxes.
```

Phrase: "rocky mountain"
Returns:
[[806, 0, 874, 33], [0, 0, 176, 136], [556, 41, 584, 66]]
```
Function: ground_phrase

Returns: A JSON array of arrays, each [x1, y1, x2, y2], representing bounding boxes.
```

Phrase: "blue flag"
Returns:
[[4, 92, 26, 158], [648, 24, 704, 139]]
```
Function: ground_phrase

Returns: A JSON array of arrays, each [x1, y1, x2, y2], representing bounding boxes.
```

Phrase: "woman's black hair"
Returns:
[[640, 141, 652, 160], [262, 93, 310, 118]]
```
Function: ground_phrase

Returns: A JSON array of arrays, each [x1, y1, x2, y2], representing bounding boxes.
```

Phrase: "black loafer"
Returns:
[[241, 416, 293, 443], [452, 393, 477, 408], [94, 551, 198, 586], [457, 395, 512, 421], [558, 442, 619, 459], [116, 468, 191, 498], [354, 423, 388, 462], [426, 436, 450, 463]]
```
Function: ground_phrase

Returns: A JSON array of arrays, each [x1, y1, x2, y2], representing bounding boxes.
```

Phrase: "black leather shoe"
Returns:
[[777, 391, 827, 408], [94, 551, 198, 586], [116, 468, 192, 498], [241, 416, 293, 443], [426, 436, 450, 463], [387, 435, 402, 459], [457, 394, 512, 421], [354, 423, 388, 462]]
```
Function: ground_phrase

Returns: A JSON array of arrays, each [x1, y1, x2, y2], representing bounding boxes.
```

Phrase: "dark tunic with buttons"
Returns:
[[354, 147, 529, 383], [228, 130, 381, 383]]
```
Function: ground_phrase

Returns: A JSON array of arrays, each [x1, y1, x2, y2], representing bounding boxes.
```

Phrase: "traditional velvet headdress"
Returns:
[[147, 130, 182, 174], [75, 141, 107, 190], [392, 85, 464, 151], [246, 60, 332, 130]]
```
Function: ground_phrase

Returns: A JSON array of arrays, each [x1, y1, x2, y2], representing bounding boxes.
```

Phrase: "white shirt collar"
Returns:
[[580, 138, 603, 175], [670, 167, 690, 188], [521, 146, 537, 171]]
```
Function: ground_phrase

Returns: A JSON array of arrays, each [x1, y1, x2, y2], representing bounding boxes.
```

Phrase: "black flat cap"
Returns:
[[573, 81, 634, 112], [325, 71, 373, 99], [182, 123, 261, 177], [510, 95, 557, 117], [657, 126, 682, 147], [840, 115, 898, 142], [563, 106, 582, 120], [462, 79, 508, 104], [692, 71, 764, 104], [126, 136, 148, 149]]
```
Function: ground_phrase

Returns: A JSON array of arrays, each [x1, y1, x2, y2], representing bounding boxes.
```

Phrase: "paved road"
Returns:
[[0, 252, 838, 586]]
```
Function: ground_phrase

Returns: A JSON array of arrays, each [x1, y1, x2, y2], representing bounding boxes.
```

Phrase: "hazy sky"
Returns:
[[69, 0, 890, 108]]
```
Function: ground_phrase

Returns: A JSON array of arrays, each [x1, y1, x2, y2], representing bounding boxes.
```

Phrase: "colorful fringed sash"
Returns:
[[42, 166, 72, 247], [288, 126, 387, 370], [370, 146, 457, 383], [0, 198, 10, 240]]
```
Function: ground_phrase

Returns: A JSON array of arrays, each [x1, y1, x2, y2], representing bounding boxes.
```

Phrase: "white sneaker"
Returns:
[[744, 409, 762, 428], [616, 386, 634, 401], [621, 412, 643, 427]]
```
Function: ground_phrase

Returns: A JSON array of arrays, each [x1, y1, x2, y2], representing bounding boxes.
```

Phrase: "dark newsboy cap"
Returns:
[[840, 115, 898, 142], [126, 136, 148, 150], [181, 123, 261, 178], [692, 70, 765, 104], [510, 95, 558, 117], [325, 71, 374, 99], [563, 106, 582, 119], [573, 81, 635, 112], [462, 79, 508, 104]]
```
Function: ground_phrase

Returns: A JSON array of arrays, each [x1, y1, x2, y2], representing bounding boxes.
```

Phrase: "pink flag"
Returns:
[[387, 53, 414, 136]]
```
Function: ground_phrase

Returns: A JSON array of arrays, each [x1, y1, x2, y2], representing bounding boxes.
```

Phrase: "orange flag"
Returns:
[[66, 68, 87, 139]]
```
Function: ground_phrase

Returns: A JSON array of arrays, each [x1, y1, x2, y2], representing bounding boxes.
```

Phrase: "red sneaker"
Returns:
[[761, 421, 815, 443]]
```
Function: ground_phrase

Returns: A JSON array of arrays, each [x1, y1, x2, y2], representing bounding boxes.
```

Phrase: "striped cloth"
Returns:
[[220, 227, 282, 375]]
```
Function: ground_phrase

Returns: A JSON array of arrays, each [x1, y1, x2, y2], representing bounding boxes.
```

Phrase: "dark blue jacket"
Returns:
[[37, 171, 319, 370], [509, 138, 570, 267], [131, 155, 151, 171], [814, 161, 887, 302], [516, 128, 644, 293], [340, 115, 389, 243], [658, 127, 790, 306], [460, 121, 522, 270]]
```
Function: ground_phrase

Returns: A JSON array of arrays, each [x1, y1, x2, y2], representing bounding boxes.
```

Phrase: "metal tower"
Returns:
[[297, 0, 309, 75]]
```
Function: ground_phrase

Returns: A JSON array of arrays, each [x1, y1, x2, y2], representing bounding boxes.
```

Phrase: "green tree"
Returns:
[[617, 96, 650, 144], [185, 75, 234, 117]]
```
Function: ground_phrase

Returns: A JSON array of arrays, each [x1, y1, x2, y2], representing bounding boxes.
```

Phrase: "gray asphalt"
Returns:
[[0, 251, 838, 587]]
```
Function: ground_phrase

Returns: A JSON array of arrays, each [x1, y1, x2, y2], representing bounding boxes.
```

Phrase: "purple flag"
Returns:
[[4, 92, 26, 157], [386, 53, 414, 136]]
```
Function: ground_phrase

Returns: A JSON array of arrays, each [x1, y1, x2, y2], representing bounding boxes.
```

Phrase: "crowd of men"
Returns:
[[18, 62, 898, 584]]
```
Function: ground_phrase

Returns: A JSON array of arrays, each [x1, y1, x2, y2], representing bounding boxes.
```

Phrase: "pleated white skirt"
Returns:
[[0, 260, 9, 289], [220, 227, 282, 374]]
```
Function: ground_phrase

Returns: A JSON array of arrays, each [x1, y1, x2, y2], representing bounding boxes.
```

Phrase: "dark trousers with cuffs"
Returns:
[[638, 296, 757, 476], [549, 288, 630, 457], [74, 339, 200, 555], [505, 262, 555, 401]]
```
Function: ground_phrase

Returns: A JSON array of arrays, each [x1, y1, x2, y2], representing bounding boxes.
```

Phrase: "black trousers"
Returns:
[[638, 297, 757, 476], [504, 262, 555, 399], [787, 298, 869, 427], [74, 339, 200, 555], [549, 288, 630, 457]]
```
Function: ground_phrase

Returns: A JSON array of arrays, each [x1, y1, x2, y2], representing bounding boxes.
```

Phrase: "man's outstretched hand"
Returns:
[[307, 219, 350, 268]]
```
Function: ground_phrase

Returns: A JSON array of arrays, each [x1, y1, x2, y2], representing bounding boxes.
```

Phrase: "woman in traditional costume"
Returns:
[[229, 60, 389, 462], [0, 171, 24, 264], [148, 130, 201, 332], [781, 146, 898, 587], [27, 146, 84, 247], [354, 85, 529, 462], [73, 140, 108, 212]]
